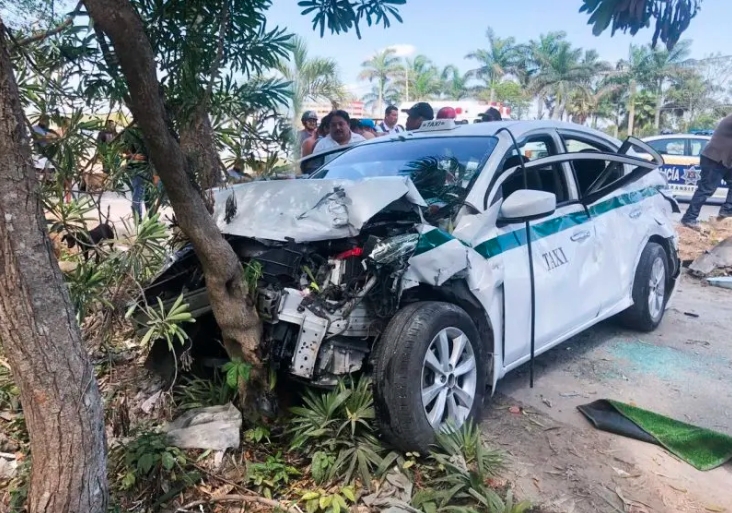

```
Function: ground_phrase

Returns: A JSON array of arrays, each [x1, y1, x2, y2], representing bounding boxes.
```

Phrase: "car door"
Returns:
[[471, 133, 599, 368], [525, 150, 663, 314]]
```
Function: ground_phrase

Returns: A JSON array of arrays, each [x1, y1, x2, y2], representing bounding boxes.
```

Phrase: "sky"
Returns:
[[267, 0, 732, 98]]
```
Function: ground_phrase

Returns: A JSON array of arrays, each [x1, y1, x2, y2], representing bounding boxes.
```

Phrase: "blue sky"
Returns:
[[267, 0, 732, 97]]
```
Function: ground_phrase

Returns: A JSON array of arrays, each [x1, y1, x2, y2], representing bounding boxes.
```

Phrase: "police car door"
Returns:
[[481, 136, 597, 368]]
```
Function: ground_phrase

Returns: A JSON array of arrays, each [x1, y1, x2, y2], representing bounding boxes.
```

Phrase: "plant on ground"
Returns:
[[172, 373, 237, 411], [222, 358, 253, 391], [300, 485, 356, 513], [409, 421, 530, 513], [109, 430, 199, 505], [289, 377, 394, 489], [246, 452, 300, 499]]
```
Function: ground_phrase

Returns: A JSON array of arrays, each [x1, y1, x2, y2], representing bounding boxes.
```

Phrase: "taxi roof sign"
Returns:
[[416, 119, 458, 132]]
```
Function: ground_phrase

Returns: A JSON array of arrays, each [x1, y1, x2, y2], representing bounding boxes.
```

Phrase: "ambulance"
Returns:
[[396, 101, 511, 127]]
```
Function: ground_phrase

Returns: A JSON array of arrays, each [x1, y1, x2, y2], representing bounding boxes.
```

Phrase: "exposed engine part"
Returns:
[[368, 233, 419, 265], [256, 286, 281, 321], [313, 337, 370, 387]]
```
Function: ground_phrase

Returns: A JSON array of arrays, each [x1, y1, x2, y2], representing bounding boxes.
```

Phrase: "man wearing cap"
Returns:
[[298, 111, 319, 147], [436, 106, 457, 120], [477, 107, 502, 122], [358, 119, 378, 139], [403, 102, 434, 131]]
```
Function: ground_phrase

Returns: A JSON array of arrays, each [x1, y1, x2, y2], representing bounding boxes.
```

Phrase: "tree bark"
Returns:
[[179, 105, 223, 205], [82, 0, 263, 380], [0, 21, 108, 513], [627, 79, 637, 136]]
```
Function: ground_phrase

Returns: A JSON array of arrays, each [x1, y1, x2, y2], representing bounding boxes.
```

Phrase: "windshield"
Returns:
[[311, 136, 498, 195]]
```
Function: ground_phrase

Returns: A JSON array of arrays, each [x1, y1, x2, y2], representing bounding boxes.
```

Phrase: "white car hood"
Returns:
[[212, 176, 427, 242]]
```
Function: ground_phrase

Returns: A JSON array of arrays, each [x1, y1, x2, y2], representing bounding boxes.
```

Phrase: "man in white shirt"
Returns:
[[313, 110, 365, 154], [377, 105, 404, 135]]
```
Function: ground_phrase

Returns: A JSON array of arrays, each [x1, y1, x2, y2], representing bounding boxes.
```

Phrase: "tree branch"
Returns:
[[203, 0, 230, 109], [15, 1, 85, 47]]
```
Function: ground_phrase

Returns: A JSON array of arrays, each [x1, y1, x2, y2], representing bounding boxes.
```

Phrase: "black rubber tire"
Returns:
[[372, 301, 487, 453], [617, 242, 669, 332]]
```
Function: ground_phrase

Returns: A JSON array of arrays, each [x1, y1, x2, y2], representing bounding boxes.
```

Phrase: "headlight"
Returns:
[[368, 233, 419, 264]]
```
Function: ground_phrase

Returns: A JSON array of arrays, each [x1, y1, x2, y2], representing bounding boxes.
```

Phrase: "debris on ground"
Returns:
[[163, 403, 242, 451], [688, 235, 732, 277], [678, 218, 732, 266], [0, 453, 17, 480], [705, 276, 732, 290]]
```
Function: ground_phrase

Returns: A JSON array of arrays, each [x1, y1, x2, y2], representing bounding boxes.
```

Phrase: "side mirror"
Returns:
[[498, 189, 556, 224]]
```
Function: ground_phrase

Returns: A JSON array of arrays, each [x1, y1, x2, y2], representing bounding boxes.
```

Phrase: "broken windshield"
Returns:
[[310, 136, 498, 195]]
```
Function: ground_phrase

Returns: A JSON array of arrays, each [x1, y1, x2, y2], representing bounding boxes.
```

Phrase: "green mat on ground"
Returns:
[[577, 399, 732, 471]]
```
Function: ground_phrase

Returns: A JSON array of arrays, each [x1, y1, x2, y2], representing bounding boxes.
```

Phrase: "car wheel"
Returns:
[[372, 301, 486, 453], [617, 242, 669, 332]]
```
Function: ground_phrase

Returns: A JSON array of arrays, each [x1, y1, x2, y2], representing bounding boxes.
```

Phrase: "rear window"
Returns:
[[311, 136, 498, 194]]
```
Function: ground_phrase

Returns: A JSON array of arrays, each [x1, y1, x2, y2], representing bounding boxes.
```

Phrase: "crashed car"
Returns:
[[137, 119, 681, 452]]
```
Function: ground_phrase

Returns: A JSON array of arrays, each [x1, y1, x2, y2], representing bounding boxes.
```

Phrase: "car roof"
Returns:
[[362, 120, 617, 145], [642, 134, 711, 141]]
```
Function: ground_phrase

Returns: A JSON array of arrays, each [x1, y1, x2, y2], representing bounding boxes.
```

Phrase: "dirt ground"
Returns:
[[678, 216, 732, 263], [485, 274, 732, 513]]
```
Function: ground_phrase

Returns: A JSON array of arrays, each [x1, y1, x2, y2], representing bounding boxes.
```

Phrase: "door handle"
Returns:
[[629, 208, 642, 219], [571, 230, 591, 242]]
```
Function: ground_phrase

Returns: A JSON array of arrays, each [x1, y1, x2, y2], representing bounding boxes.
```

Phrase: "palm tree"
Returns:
[[525, 31, 570, 119], [397, 55, 441, 101], [645, 39, 693, 130], [529, 39, 596, 120], [466, 27, 521, 103], [276, 35, 346, 133], [439, 65, 473, 100], [613, 44, 654, 135], [358, 48, 401, 116], [361, 83, 401, 113]]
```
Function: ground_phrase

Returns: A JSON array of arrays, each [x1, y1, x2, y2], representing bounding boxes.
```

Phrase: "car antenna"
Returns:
[[495, 127, 537, 389]]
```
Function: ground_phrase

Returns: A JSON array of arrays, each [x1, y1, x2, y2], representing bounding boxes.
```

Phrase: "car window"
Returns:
[[690, 139, 708, 157], [562, 136, 615, 153], [312, 136, 498, 198], [559, 135, 618, 196], [647, 138, 686, 156]]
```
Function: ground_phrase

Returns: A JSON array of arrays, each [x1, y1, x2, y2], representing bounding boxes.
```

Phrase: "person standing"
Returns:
[[312, 110, 365, 154], [297, 111, 319, 147], [378, 105, 404, 134], [436, 106, 457, 120], [302, 113, 331, 158], [122, 125, 160, 220], [403, 102, 434, 131], [681, 113, 732, 230]]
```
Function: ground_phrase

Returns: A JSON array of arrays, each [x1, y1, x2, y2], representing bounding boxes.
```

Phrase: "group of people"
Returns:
[[297, 102, 504, 159]]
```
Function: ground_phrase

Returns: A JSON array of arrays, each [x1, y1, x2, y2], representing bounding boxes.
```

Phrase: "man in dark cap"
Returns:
[[681, 113, 732, 230], [478, 107, 502, 122], [403, 102, 434, 130]]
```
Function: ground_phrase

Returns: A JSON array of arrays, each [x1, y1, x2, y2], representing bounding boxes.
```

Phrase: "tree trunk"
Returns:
[[536, 96, 544, 120], [0, 22, 108, 513], [654, 81, 663, 131], [627, 79, 637, 136], [179, 105, 222, 205], [83, 0, 263, 383]]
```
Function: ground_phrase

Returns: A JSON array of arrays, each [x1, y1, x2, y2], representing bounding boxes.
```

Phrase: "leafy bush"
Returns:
[[289, 377, 394, 488], [125, 293, 194, 351], [109, 430, 199, 501], [246, 452, 300, 499], [300, 485, 356, 513], [172, 374, 237, 411], [409, 422, 530, 513]]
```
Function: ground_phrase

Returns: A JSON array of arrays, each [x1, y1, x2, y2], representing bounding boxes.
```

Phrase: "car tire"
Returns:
[[372, 301, 487, 453], [617, 242, 669, 332]]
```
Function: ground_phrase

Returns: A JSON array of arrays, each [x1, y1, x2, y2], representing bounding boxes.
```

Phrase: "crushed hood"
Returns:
[[212, 177, 427, 242]]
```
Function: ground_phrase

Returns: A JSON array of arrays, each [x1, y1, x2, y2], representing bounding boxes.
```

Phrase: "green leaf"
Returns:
[[340, 486, 356, 502], [138, 452, 155, 474], [161, 451, 175, 470]]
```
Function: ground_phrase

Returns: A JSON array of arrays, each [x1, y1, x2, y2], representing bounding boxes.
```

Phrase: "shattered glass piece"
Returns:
[[369, 233, 419, 264]]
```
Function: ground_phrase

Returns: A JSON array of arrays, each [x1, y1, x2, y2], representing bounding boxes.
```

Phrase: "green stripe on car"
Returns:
[[414, 186, 661, 260]]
